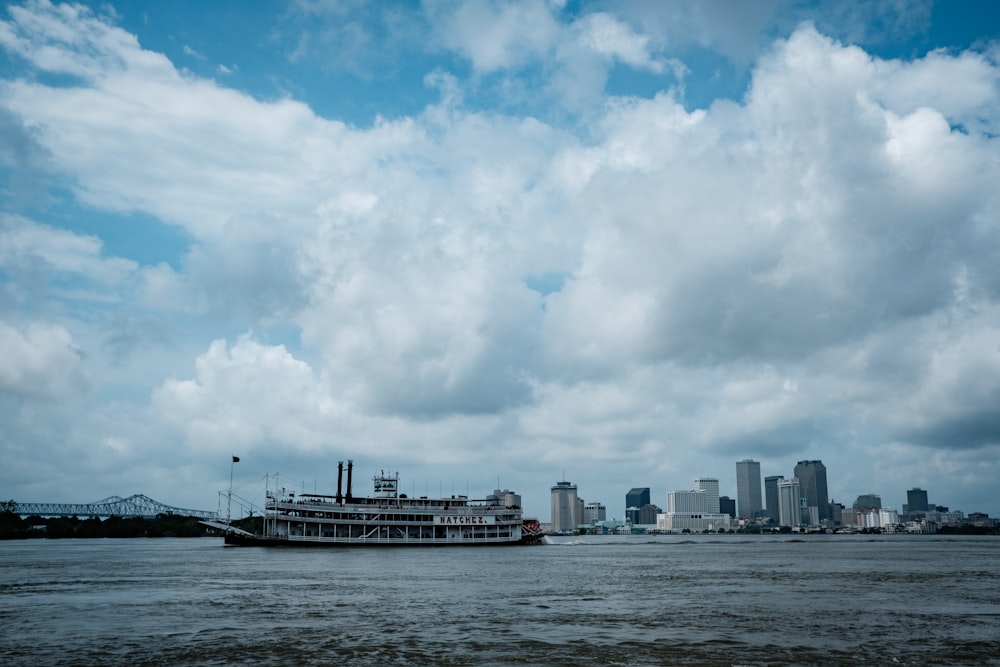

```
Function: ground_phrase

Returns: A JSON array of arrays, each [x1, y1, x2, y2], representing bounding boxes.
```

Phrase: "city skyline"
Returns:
[[2, 2, 998, 519], [560, 456, 983, 526]]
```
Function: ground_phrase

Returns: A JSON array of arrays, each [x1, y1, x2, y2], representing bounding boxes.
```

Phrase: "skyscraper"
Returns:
[[794, 460, 830, 522], [550, 480, 578, 533], [625, 487, 652, 525], [736, 459, 762, 518], [777, 478, 801, 526], [694, 477, 720, 513], [906, 488, 929, 513], [583, 501, 606, 524], [764, 475, 782, 523], [719, 496, 736, 518], [853, 493, 881, 510], [626, 487, 650, 509]]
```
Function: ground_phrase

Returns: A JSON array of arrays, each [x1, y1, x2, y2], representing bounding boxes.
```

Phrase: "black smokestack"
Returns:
[[346, 459, 354, 502], [336, 461, 344, 504]]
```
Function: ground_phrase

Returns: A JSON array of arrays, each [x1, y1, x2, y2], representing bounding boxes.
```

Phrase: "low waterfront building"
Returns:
[[967, 512, 995, 528], [905, 519, 936, 534], [840, 508, 861, 528], [926, 510, 964, 526], [657, 489, 729, 532], [860, 508, 901, 531], [583, 519, 629, 535], [626, 503, 662, 526], [656, 512, 731, 533]]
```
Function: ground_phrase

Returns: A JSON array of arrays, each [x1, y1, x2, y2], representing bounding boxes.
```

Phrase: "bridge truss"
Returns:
[[11, 495, 218, 520]]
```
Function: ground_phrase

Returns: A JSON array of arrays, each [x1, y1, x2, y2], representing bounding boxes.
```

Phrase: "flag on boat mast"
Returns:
[[232, 456, 240, 463]]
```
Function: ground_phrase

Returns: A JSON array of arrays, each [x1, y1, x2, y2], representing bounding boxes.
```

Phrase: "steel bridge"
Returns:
[[11, 495, 218, 520]]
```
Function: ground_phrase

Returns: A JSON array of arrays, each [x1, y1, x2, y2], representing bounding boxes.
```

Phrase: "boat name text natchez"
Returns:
[[218, 460, 544, 547]]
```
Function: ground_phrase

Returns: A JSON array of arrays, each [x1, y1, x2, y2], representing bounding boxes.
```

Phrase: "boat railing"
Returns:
[[280, 531, 520, 545], [265, 498, 518, 514]]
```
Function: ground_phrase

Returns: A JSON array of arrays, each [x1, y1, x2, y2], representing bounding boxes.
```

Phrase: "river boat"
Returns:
[[217, 461, 544, 547]]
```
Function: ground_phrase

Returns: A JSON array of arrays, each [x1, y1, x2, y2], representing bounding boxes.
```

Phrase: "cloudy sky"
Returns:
[[2, 0, 999, 521]]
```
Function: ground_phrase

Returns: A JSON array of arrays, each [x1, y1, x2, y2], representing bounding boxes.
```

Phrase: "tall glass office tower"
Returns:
[[794, 460, 830, 522], [694, 477, 720, 513], [736, 459, 762, 518], [764, 475, 782, 523], [906, 488, 929, 513], [626, 487, 650, 509], [625, 487, 651, 525]]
